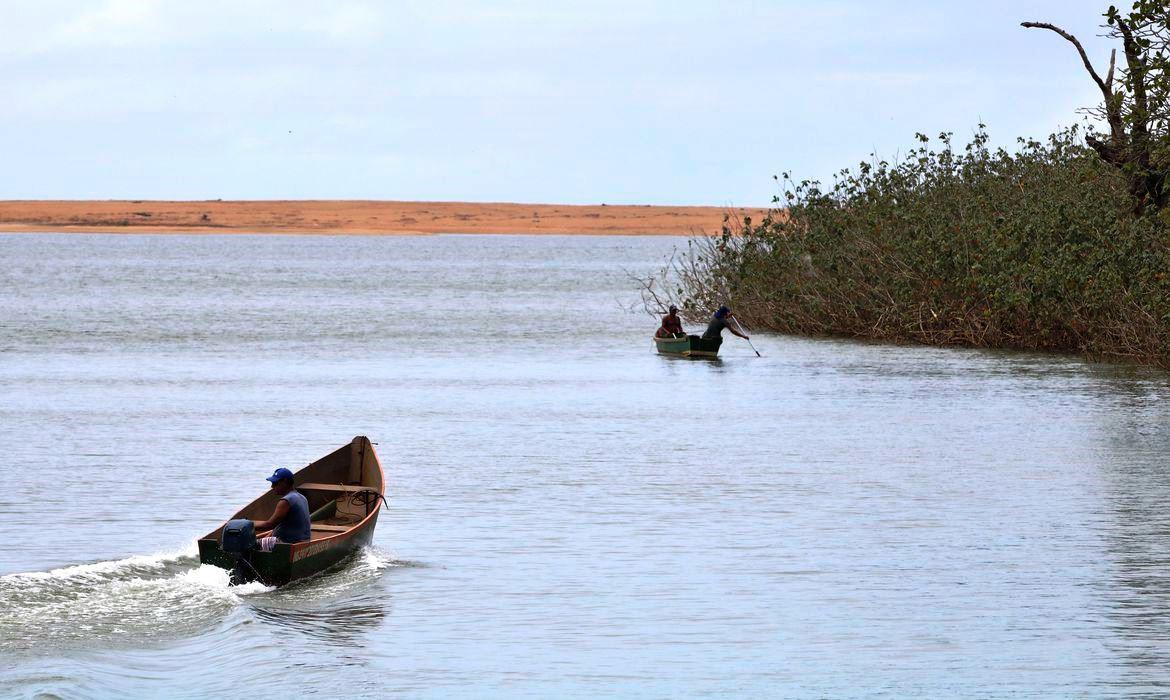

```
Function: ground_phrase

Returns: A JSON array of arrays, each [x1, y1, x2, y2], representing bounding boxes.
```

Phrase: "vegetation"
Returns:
[[640, 5, 1170, 367]]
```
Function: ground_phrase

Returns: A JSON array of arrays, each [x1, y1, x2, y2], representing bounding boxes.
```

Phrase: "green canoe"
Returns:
[[198, 436, 386, 586], [653, 334, 722, 358]]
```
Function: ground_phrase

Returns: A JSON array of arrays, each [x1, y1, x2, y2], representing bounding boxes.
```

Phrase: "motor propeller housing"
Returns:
[[221, 519, 256, 555]]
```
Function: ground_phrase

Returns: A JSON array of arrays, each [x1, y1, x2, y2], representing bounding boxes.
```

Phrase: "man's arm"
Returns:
[[728, 315, 750, 340], [253, 499, 290, 535]]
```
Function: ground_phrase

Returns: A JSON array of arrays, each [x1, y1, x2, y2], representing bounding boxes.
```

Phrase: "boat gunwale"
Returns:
[[293, 442, 385, 550]]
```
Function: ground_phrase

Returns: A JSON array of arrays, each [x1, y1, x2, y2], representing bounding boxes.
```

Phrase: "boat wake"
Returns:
[[0, 545, 401, 655]]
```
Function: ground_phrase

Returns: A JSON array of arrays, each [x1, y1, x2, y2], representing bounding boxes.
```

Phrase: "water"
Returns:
[[3, 233, 1170, 698]]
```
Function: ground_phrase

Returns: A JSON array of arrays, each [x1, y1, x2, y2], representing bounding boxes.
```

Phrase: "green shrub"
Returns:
[[648, 126, 1170, 365]]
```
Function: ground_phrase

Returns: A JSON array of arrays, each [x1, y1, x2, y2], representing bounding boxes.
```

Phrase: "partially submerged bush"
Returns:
[[642, 126, 1170, 365]]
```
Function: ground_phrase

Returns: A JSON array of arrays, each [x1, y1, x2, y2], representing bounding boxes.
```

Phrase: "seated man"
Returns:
[[252, 467, 311, 552], [656, 305, 685, 338]]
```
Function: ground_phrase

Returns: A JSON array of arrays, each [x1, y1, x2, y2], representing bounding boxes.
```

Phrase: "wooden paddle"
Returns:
[[731, 317, 761, 357]]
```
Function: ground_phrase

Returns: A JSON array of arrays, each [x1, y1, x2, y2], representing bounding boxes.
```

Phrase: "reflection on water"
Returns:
[[654, 352, 725, 368], [251, 602, 387, 645], [250, 549, 395, 646], [1088, 375, 1170, 684], [3, 234, 1170, 697]]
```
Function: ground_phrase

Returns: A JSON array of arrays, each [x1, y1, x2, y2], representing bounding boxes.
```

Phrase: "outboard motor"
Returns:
[[221, 519, 256, 554], [220, 519, 258, 585]]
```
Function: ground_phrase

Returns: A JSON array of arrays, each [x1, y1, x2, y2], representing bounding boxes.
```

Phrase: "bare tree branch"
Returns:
[[1021, 22, 1114, 100], [1023, 20, 1129, 171]]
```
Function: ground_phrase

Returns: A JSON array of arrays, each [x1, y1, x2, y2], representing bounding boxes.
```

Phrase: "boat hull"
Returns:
[[654, 334, 690, 354], [653, 334, 722, 358], [197, 511, 379, 586]]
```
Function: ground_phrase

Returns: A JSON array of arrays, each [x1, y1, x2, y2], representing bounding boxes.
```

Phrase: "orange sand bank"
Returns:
[[0, 200, 768, 236]]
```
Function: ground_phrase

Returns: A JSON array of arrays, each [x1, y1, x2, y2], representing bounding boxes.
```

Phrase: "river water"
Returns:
[[2, 233, 1170, 698]]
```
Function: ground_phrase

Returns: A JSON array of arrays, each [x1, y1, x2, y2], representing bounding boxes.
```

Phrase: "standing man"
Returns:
[[656, 305, 685, 338], [702, 305, 750, 341], [252, 467, 312, 551]]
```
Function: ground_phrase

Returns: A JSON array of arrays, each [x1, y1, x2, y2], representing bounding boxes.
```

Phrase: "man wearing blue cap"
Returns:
[[702, 305, 750, 342], [252, 467, 312, 552]]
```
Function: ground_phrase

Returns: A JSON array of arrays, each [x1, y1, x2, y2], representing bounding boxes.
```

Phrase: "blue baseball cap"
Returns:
[[266, 467, 295, 483]]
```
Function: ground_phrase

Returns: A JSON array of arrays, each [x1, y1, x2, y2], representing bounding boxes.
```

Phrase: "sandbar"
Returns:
[[0, 200, 769, 236]]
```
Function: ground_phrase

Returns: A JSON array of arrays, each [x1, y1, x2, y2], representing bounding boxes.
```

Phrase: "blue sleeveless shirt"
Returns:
[[274, 490, 311, 543]]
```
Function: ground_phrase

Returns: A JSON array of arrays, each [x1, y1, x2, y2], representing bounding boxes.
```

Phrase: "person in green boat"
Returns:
[[252, 467, 312, 552], [703, 305, 750, 342], [656, 305, 685, 338]]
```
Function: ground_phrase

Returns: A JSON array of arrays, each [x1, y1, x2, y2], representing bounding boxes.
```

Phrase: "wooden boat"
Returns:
[[653, 333, 722, 358], [653, 334, 690, 355], [198, 436, 385, 586]]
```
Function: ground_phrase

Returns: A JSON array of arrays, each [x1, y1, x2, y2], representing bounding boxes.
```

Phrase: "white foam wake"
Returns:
[[0, 547, 278, 654], [0, 544, 199, 584], [0, 545, 399, 654]]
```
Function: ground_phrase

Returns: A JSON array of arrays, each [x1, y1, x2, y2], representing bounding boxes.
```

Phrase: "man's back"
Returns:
[[274, 490, 311, 543], [703, 315, 727, 339]]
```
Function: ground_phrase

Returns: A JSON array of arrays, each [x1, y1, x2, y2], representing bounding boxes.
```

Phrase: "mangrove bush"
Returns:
[[640, 126, 1170, 364]]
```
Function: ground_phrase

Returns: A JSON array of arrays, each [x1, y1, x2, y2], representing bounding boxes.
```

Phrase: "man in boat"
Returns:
[[703, 305, 750, 342], [656, 305, 685, 338], [252, 467, 311, 552]]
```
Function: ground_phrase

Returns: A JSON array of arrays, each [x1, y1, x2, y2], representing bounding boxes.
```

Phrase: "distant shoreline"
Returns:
[[0, 200, 768, 236]]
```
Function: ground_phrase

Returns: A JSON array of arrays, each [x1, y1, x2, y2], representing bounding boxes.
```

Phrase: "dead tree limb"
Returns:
[[1023, 17, 1169, 211]]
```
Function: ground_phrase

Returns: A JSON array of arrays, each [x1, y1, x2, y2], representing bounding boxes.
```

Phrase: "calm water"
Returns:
[[3, 233, 1170, 698]]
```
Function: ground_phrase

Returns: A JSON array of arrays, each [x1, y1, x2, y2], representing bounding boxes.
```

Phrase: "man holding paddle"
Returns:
[[703, 305, 762, 356], [703, 306, 749, 342]]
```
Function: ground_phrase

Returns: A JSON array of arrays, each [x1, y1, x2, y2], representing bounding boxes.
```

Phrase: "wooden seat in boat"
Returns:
[[299, 482, 369, 493], [310, 523, 351, 532]]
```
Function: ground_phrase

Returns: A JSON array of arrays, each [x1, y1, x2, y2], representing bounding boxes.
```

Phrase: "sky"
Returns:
[[0, 0, 1124, 205]]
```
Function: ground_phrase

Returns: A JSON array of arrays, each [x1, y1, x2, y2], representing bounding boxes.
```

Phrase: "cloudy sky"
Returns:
[[0, 1, 1119, 205]]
